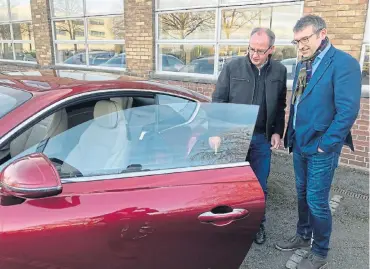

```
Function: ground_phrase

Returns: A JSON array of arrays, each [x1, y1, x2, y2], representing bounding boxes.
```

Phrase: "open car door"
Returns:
[[0, 102, 264, 269]]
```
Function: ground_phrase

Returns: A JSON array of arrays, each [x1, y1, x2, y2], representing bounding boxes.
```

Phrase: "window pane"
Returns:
[[158, 44, 215, 74], [218, 45, 248, 73], [12, 22, 33, 41], [158, 11, 215, 40], [362, 45, 369, 86], [54, 20, 85, 40], [52, 0, 83, 17], [14, 42, 36, 62], [86, 0, 123, 15], [0, 0, 8, 22], [272, 45, 297, 80], [271, 5, 301, 40], [88, 16, 124, 40], [10, 0, 31, 21], [88, 44, 124, 66], [157, 0, 218, 10], [0, 42, 13, 59], [56, 43, 86, 65], [157, 94, 197, 122], [221, 7, 271, 40], [0, 24, 11, 40]]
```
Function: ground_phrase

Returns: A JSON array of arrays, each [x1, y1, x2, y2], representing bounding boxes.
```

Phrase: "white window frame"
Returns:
[[0, 0, 35, 64], [50, 0, 125, 71], [155, 0, 303, 81]]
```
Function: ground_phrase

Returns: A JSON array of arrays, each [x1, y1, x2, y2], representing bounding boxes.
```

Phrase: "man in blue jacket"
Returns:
[[276, 15, 361, 269]]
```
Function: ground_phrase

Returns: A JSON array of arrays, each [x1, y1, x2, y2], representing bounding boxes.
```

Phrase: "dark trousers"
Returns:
[[293, 145, 339, 258], [246, 133, 272, 224]]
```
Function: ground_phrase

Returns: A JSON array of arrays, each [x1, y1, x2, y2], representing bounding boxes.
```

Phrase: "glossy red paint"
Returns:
[[0, 166, 264, 269], [0, 153, 62, 199]]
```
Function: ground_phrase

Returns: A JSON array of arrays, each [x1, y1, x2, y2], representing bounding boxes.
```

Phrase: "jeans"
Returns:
[[293, 149, 339, 258], [246, 133, 272, 224]]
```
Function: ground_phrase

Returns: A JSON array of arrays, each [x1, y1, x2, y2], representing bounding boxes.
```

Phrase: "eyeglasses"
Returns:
[[248, 46, 272, 56], [291, 29, 323, 45]]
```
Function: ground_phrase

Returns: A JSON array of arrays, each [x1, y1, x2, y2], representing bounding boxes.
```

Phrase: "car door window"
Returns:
[[157, 94, 197, 122]]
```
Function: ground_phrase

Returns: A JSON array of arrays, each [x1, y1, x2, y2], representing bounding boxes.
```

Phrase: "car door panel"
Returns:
[[0, 166, 264, 269]]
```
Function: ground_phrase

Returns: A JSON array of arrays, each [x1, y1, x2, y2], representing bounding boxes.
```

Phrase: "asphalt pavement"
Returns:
[[241, 151, 369, 269]]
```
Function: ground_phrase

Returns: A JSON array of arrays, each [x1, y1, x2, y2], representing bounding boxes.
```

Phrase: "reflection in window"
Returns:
[[156, 2, 302, 76], [12, 22, 33, 41], [86, 0, 123, 15], [56, 43, 86, 65], [87, 16, 124, 40], [52, 0, 83, 17], [0, 0, 34, 62], [362, 45, 369, 86], [52, 0, 125, 69], [159, 44, 215, 74], [159, 11, 215, 40], [54, 20, 85, 40], [14, 43, 35, 62], [221, 7, 271, 40], [157, 0, 218, 10], [0, 43, 13, 59]]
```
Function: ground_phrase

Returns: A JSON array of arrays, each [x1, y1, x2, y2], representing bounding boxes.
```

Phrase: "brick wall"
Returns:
[[30, 0, 54, 66], [155, 79, 369, 169], [304, 0, 368, 60], [124, 0, 155, 78]]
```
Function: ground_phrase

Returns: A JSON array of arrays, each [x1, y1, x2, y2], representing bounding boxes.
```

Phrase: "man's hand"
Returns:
[[209, 136, 221, 154], [270, 134, 281, 150]]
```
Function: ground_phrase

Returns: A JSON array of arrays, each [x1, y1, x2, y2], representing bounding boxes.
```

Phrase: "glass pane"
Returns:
[[362, 45, 369, 86], [218, 45, 248, 73], [0, 24, 10, 40], [157, 0, 218, 9], [54, 20, 85, 41], [0, 42, 13, 59], [56, 43, 86, 65], [12, 22, 33, 41], [159, 44, 215, 74], [271, 5, 301, 40], [0, 0, 8, 22], [10, 0, 31, 21], [221, 7, 271, 40], [52, 0, 83, 17], [88, 44, 124, 66], [158, 11, 216, 40], [272, 45, 297, 80], [14, 42, 36, 61], [86, 0, 123, 15], [88, 16, 124, 40]]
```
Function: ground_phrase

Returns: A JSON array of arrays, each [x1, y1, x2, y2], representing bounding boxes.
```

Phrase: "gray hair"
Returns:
[[293, 15, 327, 33], [250, 27, 276, 47]]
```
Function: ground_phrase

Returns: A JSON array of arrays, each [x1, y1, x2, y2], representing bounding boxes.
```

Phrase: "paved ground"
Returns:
[[241, 151, 369, 269]]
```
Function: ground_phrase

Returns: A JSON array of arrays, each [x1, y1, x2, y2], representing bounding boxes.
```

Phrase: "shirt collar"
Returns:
[[315, 42, 332, 62]]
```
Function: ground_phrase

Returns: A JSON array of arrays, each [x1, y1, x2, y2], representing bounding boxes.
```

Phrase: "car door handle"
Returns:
[[198, 208, 249, 227]]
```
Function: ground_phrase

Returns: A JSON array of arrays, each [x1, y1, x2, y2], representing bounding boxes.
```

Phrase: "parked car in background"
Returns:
[[280, 57, 297, 80], [0, 75, 264, 269], [64, 51, 116, 66], [100, 53, 126, 68]]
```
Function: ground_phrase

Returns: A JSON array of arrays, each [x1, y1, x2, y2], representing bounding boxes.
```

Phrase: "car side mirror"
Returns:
[[0, 153, 62, 199]]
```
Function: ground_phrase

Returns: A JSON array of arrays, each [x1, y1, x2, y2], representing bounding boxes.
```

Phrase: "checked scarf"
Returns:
[[292, 37, 330, 105]]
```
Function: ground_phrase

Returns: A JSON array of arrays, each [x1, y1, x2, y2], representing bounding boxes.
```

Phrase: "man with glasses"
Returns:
[[277, 15, 361, 269], [209, 27, 288, 245]]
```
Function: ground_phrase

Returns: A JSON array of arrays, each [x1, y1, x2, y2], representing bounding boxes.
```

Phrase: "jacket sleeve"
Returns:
[[318, 56, 362, 153], [212, 62, 230, 103], [274, 65, 288, 137]]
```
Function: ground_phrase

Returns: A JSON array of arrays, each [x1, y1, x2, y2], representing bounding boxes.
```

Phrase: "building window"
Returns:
[[51, 0, 125, 69], [0, 0, 35, 62], [155, 1, 302, 79]]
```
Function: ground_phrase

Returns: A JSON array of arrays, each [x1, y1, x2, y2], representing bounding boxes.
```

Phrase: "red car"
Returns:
[[0, 75, 264, 269]]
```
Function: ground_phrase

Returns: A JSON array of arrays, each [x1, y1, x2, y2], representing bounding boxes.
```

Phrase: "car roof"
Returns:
[[0, 70, 210, 102]]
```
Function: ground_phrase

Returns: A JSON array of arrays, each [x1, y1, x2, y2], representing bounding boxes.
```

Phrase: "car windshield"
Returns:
[[0, 86, 32, 119]]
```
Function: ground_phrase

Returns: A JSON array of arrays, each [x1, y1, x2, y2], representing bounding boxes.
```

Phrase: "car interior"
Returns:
[[0, 94, 198, 179]]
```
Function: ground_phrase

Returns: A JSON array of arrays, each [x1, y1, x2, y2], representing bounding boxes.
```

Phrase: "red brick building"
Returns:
[[0, 0, 369, 168]]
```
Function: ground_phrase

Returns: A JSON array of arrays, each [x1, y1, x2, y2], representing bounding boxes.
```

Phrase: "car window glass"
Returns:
[[157, 94, 197, 122], [0, 99, 259, 180]]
